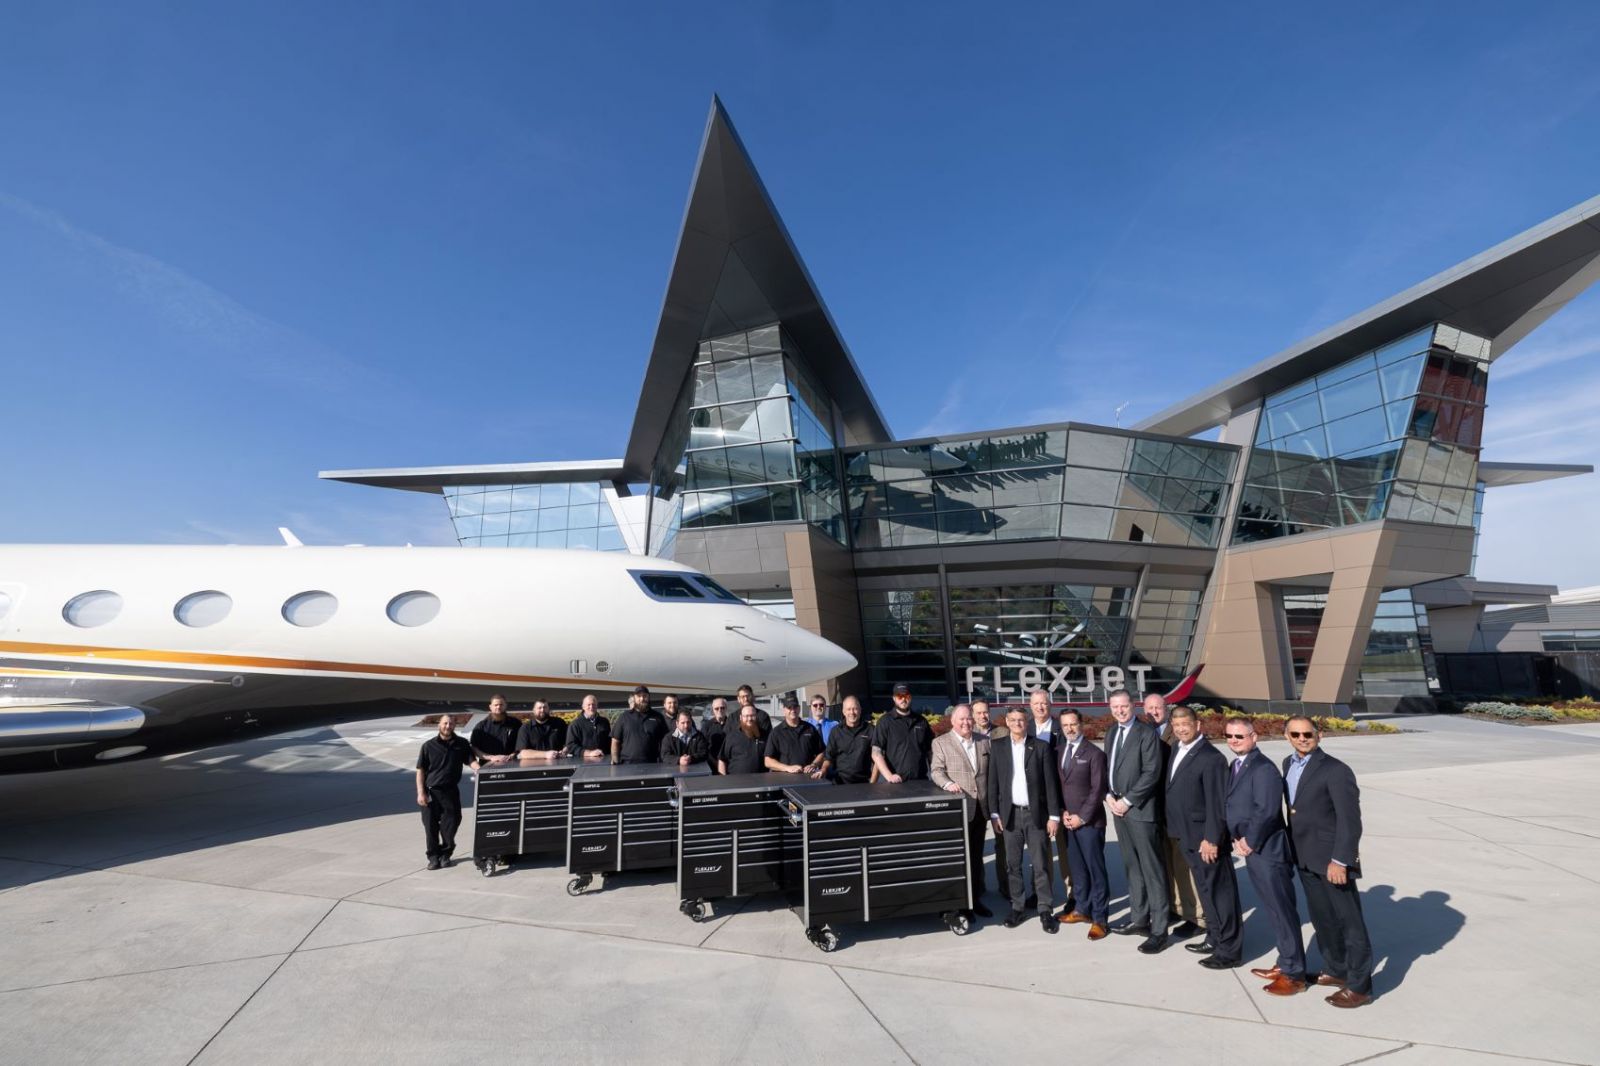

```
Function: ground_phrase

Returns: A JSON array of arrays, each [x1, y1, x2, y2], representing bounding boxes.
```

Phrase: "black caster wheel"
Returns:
[[680, 900, 712, 922], [946, 910, 972, 936], [693, 901, 712, 923], [479, 860, 496, 878], [806, 926, 839, 953], [566, 875, 591, 896]]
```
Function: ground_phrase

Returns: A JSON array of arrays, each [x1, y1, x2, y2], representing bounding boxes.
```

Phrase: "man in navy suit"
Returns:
[[1163, 707, 1243, 969], [1055, 708, 1110, 938], [1223, 717, 1307, 996], [1284, 715, 1374, 1008], [1104, 689, 1171, 955], [987, 707, 1063, 932]]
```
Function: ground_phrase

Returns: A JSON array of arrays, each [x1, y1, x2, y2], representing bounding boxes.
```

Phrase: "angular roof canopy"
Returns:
[[621, 99, 891, 480], [320, 459, 625, 495], [1138, 193, 1600, 438], [1477, 461, 1594, 488]]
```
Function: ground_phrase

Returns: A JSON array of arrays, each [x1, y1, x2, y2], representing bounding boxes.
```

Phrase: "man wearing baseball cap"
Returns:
[[870, 683, 933, 782]]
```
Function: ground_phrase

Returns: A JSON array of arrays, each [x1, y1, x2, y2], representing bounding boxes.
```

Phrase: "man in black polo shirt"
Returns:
[[718, 705, 768, 775], [468, 694, 520, 765], [871, 684, 934, 782], [765, 696, 825, 778], [564, 693, 611, 760], [415, 714, 478, 869], [821, 696, 874, 784], [611, 686, 667, 764], [736, 684, 772, 738], [660, 707, 710, 767], [515, 699, 569, 761], [701, 696, 731, 774]]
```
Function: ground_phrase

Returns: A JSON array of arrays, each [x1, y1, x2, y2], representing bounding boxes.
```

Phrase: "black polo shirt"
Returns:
[[515, 716, 568, 754], [416, 734, 475, 789], [613, 708, 667, 764], [469, 715, 521, 758], [872, 709, 933, 781], [737, 704, 773, 738], [701, 716, 729, 770], [720, 728, 768, 774], [660, 729, 709, 764], [765, 720, 822, 769], [825, 721, 874, 784], [565, 713, 611, 756]]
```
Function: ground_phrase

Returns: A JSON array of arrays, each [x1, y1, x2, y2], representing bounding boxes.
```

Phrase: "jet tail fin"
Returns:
[[278, 527, 303, 547], [1162, 665, 1205, 705]]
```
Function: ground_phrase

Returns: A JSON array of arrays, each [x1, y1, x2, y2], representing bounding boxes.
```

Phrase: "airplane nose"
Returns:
[[779, 625, 857, 686]]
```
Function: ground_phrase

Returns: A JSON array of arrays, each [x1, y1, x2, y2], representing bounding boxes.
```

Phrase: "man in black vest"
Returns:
[[415, 714, 478, 870]]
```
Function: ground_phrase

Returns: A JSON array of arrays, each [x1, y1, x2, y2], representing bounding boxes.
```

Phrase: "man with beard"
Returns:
[[660, 707, 710, 767], [415, 714, 479, 870], [563, 693, 611, 760], [736, 684, 772, 738], [973, 700, 1007, 741], [469, 694, 520, 766], [820, 696, 874, 784], [515, 699, 569, 761], [718, 704, 768, 775], [765, 696, 825, 777], [871, 684, 934, 782], [701, 697, 731, 774], [611, 686, 667, 765]]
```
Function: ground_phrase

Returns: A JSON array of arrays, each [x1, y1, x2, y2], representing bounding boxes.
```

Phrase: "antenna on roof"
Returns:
[[1113, 401, 1130, 427]]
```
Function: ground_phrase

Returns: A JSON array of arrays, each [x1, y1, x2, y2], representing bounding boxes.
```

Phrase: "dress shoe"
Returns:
[[1023, 894, 1038, 911], [1184, 940, 1216, 955], [1250, 966, 1283, 980], [1060, 910, 1093, 925], [1040, 913, 1059, 934], [1087, 923, 1109, 941], [1111, 923, 1151, 937], [1170, 920, 1202, 939], [1062, 895, 1076, 915], [1137, 933, 1169, 955], [1198, 955, 1242, 970], [1327, 988, 1372, 1009], [426, 857, 441, 870], [1263, 975, 1307, 996], [973, 902, 994, 918], [1003, 911, 1028, 929], [1315, 974, 1347, 988]]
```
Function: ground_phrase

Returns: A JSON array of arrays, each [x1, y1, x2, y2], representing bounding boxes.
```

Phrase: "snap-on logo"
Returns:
[[694, 865, 722, 874], [486, 830, 511, 838], [819, 886, 851, 896], [581, 845, 607, 853]]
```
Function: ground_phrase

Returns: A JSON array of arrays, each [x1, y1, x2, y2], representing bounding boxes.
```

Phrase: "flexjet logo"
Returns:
[[581, 845, 608, 853], [694, 865, 723, 874], [486, 830, 511, 838], [819, 886, 851, 897]]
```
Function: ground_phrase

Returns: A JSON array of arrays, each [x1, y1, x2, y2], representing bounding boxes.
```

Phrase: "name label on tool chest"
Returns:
[[817, 809, 857, 818]]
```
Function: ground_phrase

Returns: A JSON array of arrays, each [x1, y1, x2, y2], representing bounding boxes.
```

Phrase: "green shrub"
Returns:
[[1464, 701, 1558, 721]]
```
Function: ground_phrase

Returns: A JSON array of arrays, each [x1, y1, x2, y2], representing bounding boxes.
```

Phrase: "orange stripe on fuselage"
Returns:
[[0, 640, 653, 689]]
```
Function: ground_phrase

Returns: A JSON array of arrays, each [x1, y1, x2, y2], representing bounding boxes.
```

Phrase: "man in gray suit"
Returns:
[[931, 703, 994, 918], [1104, 688, 1171, 954]]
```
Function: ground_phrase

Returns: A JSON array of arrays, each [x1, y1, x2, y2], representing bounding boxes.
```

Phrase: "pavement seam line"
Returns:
[[184, 899, 340, 1066], [691, 892, 759, 950], [1337, 1042, 1413, 1066], [0, 852, 425, 905], [1230, 966, 1269, 1024], [296, 920, 497, 955], [0, 951, 293, 996], [1434, 818, 1600, 888], [828, 965, 920, 1065]]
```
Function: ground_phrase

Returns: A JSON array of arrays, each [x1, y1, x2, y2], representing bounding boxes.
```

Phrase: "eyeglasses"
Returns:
[[1224, 733, 1250, 740], [810, 703, 826, 708], [1286, 730, 1315, 739]]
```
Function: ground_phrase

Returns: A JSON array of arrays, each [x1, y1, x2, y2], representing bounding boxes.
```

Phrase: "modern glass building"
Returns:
[[324, 99, 1600, 715]]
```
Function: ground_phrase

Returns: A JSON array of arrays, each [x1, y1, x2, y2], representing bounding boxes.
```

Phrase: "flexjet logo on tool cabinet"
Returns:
[[694, 865, 722, 874], [486, 830, 511, 838], [819, 886, 851, 896], [581, 845, 607, 853]]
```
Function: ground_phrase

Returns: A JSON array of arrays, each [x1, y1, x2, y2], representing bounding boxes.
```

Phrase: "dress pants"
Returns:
[[962, 811, 987, 906], [1245, 853, 1306, 978], [1165, 833, 1206, 927], [1113, 814, 1170, 930], [1181, 845, 1242, 961], [1055, 833, 1073, 905], [422, 784, 463, 860], [992, 820, 1012, 901], [1063, 824, 1108, 923], [1299, 866, 1374, 994], [1003, 806, 1053, 916]]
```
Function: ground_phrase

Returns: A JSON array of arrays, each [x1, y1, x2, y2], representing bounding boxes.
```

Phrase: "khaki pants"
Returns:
[[1165, 833, 1206, 927]]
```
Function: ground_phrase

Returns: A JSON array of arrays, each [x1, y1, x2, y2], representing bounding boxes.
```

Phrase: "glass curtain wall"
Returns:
[[859, 585, 947, 706], [445, 483, 626, 550], [952, 583, 1133, 702], [1127, 587, 1204, 686], [1236, 325, 1489, 543], [1355, 589, 1431, 697], [1281, 588, 1327, 699]]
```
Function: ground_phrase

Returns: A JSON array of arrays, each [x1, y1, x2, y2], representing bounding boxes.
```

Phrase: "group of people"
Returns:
[[413, 682, 1375, 1008]]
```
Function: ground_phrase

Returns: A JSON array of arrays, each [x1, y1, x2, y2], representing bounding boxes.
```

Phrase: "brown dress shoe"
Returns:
[[1315, 974, 1347, 988], [1263, 975, 1306, 996], [1087, 923, 1108, 941], [1327, 988, 1372, 1008], [1061, 911, 1093, 925], [1249, 966, 1281, 980]]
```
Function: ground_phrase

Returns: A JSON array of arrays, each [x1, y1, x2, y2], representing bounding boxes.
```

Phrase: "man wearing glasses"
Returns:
[[1223, 717, 1306, 996], [805, 696, 837, 745], [1283, 716, 1374, 1008]]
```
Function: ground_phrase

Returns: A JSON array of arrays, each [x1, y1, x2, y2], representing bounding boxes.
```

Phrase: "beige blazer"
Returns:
[[930, 730, 991, 820]]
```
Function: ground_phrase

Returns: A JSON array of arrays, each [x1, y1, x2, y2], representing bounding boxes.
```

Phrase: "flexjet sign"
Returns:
[[966, 664, 1151, 699]]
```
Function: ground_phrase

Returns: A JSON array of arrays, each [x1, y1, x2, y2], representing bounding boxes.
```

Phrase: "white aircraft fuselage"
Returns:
[[0, 544, 856, 769]]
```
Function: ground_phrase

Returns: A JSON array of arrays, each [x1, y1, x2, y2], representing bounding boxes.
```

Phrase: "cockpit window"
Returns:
[[689, 575, 741, 602], [633, 572, 706, 601]]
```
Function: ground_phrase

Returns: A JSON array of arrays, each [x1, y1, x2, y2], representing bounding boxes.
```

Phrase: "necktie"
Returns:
[[1232, 758, 1243, 781]]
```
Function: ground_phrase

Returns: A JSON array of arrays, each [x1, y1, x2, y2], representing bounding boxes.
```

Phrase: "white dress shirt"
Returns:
[[1010, 739, 1029, 807], [959, 735, 977, 770], [1169, 736, 1202, 781]]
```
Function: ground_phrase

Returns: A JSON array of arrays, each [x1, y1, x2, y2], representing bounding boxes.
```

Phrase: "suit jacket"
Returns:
[[1282, 748, 1363, 874], [1163, 738, 1228, 851], [1027, 717, 1061, 755], [1103, 719, 1162, 822], [930, 731, 991, 820], [1224, 748, 1291, 863], [1055, 736, 1107, 828], [986, 735, 1063, 830]]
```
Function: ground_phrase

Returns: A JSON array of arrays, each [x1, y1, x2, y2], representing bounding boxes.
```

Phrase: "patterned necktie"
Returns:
[[1232, 758, 1244, 781]]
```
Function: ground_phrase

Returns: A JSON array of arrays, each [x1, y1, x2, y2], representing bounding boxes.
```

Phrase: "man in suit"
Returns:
[[972, 699, 1014, 905], [1145, 692, 1205, 943], [1164, 707, 1243, 969], [1103, 689, 1171, 954], [1284, 715, 1375, 1008], [986, 707, 1063, 932], [1055, 708, 1110, 939], [1223, 717, 1307, 996], [1027, 688, 1060, 751], [931, 703, 995, 918]]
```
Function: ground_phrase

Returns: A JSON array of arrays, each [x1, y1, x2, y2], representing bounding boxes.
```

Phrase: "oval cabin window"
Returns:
[[282, 591, 338, 628], [174, 591, 232, 628], [63, 590, 123, 628], [386, 591, 440, 628]]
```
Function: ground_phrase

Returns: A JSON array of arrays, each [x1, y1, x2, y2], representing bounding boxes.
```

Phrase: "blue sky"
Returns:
[[3, 2, 1598, 588]]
